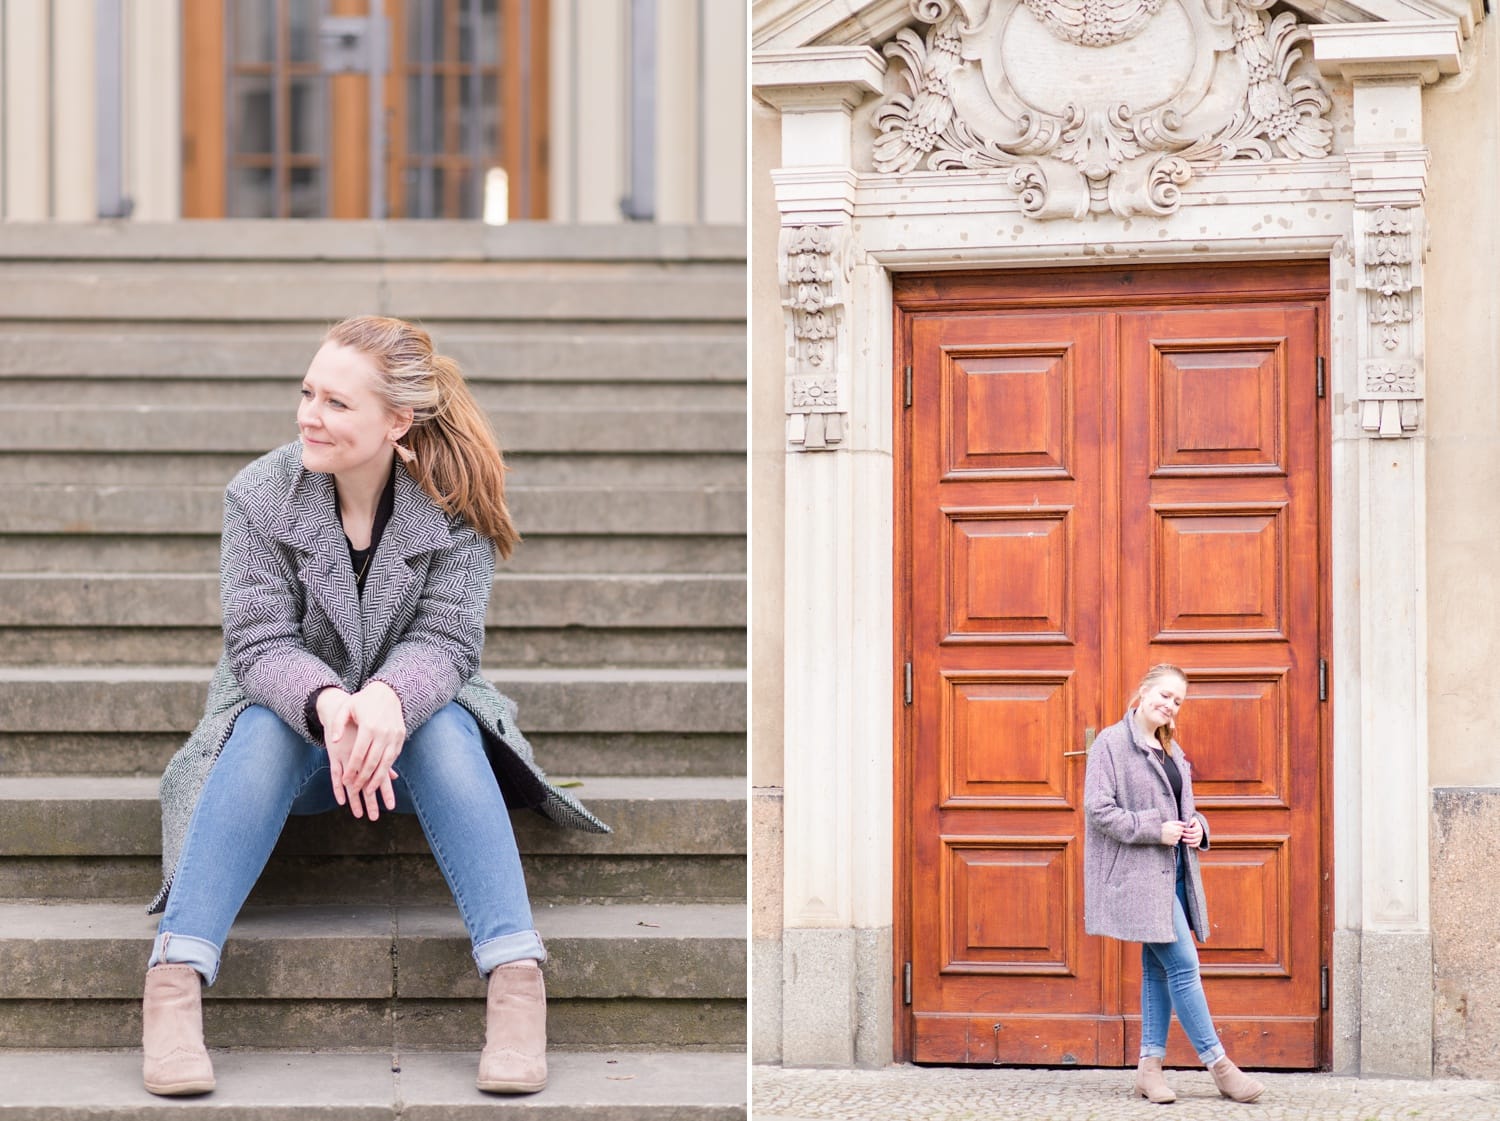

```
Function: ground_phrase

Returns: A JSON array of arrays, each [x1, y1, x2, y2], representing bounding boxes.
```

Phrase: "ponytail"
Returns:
[[323, 316, 520, 558], [404, 357, 520, 557]]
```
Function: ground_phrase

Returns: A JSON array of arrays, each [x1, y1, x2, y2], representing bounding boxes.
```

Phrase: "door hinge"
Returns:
[[1321, 964, 1329, 1011], [904, 364, 913, 408], [1316, 356, 1326, 399], [903, 961, 913, 1005], [1318, 658, 1328, 702], [903, 662, 913, 706]]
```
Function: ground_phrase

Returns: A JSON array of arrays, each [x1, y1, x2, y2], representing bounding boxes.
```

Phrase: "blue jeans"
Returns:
[[1139, 858, 1226, 1066], [148, 702, 544, 985]]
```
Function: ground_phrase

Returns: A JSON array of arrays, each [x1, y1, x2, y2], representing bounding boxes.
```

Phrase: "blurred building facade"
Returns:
[[0, 0, 745, 224]]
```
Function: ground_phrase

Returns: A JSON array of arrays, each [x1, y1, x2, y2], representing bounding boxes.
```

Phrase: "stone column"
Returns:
[[1313, 20, 1461, 1078], [754, 47, 891, 1066]]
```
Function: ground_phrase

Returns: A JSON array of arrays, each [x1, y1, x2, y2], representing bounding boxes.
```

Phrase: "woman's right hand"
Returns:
[[1160, 819, 1187, 846]]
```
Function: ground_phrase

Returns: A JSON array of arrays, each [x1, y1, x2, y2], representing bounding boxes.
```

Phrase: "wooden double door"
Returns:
[[896, 264, 1330, 1069]]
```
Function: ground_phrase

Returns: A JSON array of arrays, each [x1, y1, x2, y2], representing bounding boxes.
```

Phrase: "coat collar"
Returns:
[[268, 453, 457, 670], [1122, 708, 1183, 792]]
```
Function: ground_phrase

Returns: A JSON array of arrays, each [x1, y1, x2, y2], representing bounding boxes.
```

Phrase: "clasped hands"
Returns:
[[315, 682, 407, 821], [1160, 817, 1203, 847]]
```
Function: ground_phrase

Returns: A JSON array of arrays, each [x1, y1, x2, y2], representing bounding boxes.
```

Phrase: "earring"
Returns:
[[394, 442, 417, 467]]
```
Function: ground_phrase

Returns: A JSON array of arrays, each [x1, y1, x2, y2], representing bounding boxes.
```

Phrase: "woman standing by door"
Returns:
[[1083, 663, 1265, 1104], [141, 316, 607, 1097]]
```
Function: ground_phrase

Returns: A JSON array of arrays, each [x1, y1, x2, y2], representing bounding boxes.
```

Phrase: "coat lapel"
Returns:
[[276, 465, 366, 669], [356, 465, 455, 676]]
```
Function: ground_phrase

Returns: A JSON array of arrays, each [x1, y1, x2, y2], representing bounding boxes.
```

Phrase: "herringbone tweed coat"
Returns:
[[1083, 713, 1211, 944], [150, 442, 608, 914]]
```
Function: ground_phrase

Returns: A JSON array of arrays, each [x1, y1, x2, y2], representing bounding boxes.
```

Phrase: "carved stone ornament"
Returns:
[[780, 224, 851, 450], [873, 0, 1333, 219], [1365, 205, 1414, 353], [1355, 206, 1423, 437]]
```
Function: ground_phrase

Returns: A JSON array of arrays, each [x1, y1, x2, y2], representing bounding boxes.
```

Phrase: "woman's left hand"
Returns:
[[341, 681, 407, 820], [1181, 816, 1203, 847]]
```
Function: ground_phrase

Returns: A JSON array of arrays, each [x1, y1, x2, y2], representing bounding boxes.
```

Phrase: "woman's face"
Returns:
[[1137, 675, 1187, 732], [297, 343, 408, 478]]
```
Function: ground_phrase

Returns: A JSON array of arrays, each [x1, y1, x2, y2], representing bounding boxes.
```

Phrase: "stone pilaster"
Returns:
[[1314, 19, 1461, 1078]]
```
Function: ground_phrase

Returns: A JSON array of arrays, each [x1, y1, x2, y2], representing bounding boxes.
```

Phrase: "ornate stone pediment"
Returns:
[[871, 0, 1334, 218]]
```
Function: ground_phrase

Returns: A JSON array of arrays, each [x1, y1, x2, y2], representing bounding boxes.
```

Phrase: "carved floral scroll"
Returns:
[[873, 0, 1333, 218]]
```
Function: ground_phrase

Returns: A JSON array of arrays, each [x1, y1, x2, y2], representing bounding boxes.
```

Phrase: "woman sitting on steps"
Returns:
[[142, 315, 607, 1097]]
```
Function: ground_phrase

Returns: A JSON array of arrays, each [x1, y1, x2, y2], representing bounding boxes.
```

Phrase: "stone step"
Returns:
[[0, 572, 745, 670], [0, 1049, 747, 1119], [0, 483, 746, 537], [0, 376, 744, 410], [0, 901, 745, 1050], [0, 218, 746, 261], [0, 405, 746, 455], [0, 533, 747, 576], [0, 261, 744, 324], [0, 666, 747, 737], [0, 776, 745, 905], [0, 323, 745, 383], [0, 450, 748, 489], [0, 626, 745, 671], [0, 573, 746, 629]]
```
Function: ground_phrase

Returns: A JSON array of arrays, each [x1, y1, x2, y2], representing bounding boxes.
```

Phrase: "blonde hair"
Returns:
[[324, 315, 520, 558], [1133, 663, 1188, 751]]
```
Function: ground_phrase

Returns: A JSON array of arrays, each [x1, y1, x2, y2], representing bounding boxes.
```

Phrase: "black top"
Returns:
[[1156, 746, 1184, 819], [340, 467, 398, 600], [304, 465, 399, 738]]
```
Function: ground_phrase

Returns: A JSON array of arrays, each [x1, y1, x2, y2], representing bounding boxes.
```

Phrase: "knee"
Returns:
[[409, 703, 481, 751], [225, 705, 315, 777]]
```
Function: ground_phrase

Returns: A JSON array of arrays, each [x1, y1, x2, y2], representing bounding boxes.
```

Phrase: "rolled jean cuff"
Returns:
[[148, 931, 221, 986], [473, 929, 547, 976], [1199, 1044, 1227, 1067], [1139, 1044, 1167, 1059]]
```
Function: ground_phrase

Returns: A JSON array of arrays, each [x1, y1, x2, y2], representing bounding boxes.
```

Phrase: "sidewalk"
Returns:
[[753, 1063, 1500, 1120]]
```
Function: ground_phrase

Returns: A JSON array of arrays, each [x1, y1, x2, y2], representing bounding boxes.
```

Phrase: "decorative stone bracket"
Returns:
[[1356, 205, 1423, 437], [780, 222, 852, 450]]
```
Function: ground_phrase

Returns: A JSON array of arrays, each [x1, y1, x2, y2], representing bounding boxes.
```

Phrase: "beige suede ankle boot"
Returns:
[[1210, 1056, 1265, 1103], [141, 963, 215, 1096], [1134, 1056, 1177, 1103], [476, 960, 548, 1094]]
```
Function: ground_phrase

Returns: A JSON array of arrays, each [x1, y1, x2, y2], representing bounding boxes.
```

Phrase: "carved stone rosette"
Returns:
[[873, 0, 1333, 219], [1356, 205, 1423, 437], [779, 223, 851, 450]]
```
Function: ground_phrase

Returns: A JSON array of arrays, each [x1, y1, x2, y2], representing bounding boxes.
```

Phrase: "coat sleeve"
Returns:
[[1180, 753, 1211, 850], [220, 492, 344, 739], [1084, 735, 1167, 846], [368, 521, 490, 734]]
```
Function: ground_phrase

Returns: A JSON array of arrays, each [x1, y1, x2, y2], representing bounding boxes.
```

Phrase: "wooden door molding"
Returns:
[[895, 262, 1332, 1069]]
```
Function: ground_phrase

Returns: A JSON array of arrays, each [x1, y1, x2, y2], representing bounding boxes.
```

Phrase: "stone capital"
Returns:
[[752, 47, 886, 113], [1311, 20, 1462, 86]]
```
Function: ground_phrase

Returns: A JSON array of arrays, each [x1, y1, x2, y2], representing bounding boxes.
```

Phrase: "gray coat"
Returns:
[[151, 443, 608, 913], [1083, 714, 1211, 943]]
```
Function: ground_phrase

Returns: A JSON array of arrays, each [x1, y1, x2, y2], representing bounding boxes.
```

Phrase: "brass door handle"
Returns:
[[1064, 727, 1095, 757]]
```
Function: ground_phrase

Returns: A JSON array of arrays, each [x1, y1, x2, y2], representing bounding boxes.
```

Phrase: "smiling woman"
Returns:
[[142, 315, 606, 1098]]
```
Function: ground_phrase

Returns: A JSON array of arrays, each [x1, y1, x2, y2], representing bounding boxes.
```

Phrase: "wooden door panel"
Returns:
[[900, 267, 1328, 1070], [945, 511, 1073, 643], [942, 673, 1075, 804], [1118, 303, 1322, 1068], [1153, 504, 1288, 639], [942, 348, 1074, 477], [909, 310, 1108, 1064]]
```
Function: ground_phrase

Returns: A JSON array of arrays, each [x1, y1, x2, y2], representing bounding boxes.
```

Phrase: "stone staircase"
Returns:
[[0, 223, 746, 1118]]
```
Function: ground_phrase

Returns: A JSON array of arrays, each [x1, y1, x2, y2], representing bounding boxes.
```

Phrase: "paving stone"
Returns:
[[751, 1063, 1500, 1121]]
